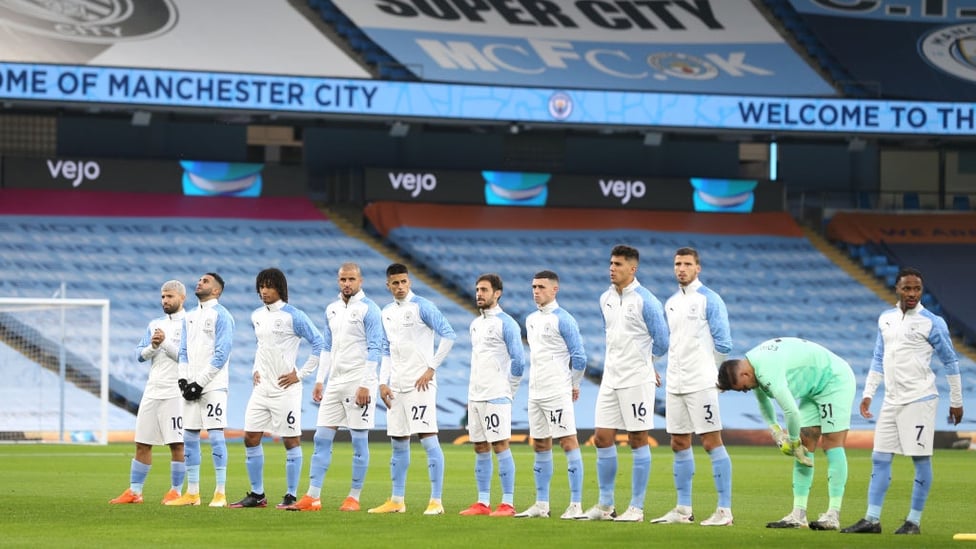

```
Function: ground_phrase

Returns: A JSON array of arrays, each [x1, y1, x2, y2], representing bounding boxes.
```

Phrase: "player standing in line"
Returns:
[[581, 244, 669, 523], [717, 337, 855, 530], [459, 273, 526, 517], [288, 262, 386, 512], [229, 268, 325, 509], [369, 263, 456, 515], [841, 267, 964, 536], [110, 280, 188, 504], [514, 270, 587, 520], [166, 272, 235, 507], [651, 248, 734, 526]]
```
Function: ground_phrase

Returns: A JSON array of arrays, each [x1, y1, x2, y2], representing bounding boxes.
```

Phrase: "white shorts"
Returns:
[[467, 400, 512, 444], [317, 381, 376, 430], [594, 383, 655, 432], [665, 387, 723, 435], [386, 388, 438, 437], [527, 393, 578, 440], [873, 399, 937, 457], [183, 390, 228, 431], [135, 396, 183, 446], [244, 386, 303, 438]]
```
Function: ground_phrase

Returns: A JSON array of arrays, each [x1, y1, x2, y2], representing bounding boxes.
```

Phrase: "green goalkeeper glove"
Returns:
[[770, 424, 790, 449], [785, 439, 813, 467]]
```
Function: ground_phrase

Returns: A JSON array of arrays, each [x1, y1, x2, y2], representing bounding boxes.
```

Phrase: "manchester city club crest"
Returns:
[[547, 91, 573, 120], [0, 0, 177, 43], [920, 23, 976, 83]]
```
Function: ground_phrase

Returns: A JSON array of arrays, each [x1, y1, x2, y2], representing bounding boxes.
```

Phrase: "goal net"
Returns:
[[0, 297, 111, 444]]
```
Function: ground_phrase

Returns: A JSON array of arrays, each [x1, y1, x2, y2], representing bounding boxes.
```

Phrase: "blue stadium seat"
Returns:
[[903, 192, 920, 209], [952, 195, 971, 211]]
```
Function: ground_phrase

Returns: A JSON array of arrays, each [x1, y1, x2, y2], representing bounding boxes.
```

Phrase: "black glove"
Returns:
[[183, 382, 204, 401], [178, 378, 188, 392]]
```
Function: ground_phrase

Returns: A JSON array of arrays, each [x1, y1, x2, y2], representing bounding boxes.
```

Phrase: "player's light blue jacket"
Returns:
[[179, 299, 235, 393], [526, 299, 586, 400], [665, 278, 732, 394], [318, 289, 387, 389], [137, 309, 184, 400], [468, 304, 526, 402], [251, 300, 325, 395], [864, 302, 962, 407], [380, 290, 456, 392], [600, 278, 669, 390]]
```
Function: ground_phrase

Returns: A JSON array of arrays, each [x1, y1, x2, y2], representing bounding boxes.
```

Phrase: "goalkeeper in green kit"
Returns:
[[717, 337, 856, 530]]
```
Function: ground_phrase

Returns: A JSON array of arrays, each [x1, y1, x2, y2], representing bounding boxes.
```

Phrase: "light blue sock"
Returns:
[[309, 427, 336, 493], [350, 429, 369, 491], [709, 445, 732, 509], [391, 438, 410, 498], [184, 430, 201, 492], [245, 444, 264, 494], [475, 452, 492, 504], [597, 445, 617, 507], [866, 451, 893, 521], [674, 448, 695, 507], [129, 459, 150, 494], [170, 460, 186, 491], [630, 445, 651, 509], [497, 449, 515, 505], [908, 456, 932, 525], [285, 446, 302, 497], [534, 450, 553, 502], [184, 430, 201, 467], [566, 448, 584, 503], [421, 436, 444, 500], [209, 429, 227, 490]]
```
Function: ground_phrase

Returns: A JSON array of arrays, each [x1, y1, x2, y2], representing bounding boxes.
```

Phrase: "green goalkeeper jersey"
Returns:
[[744, 337, 851, 439]]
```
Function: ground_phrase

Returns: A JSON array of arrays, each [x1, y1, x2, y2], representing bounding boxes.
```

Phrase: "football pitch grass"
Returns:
[[2, 442, 974, 548]]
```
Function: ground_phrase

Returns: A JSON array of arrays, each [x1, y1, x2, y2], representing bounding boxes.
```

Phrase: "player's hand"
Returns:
[[949, 406, 963, 425], [791, 440, 813, 467], [151, 328, 165, 348], [183, 382, 203, 401], [572, 387, 579, 402], [355, 386, 371, 407], [415, 368, 435, 391], [252, 371, 261, 386], [859, 397, 873, 419], [654, 370, 661, 387], [312, 382, 324, 403], [379, 385, 393, 408], [770, 424, 790, 448], [277, 371, 299, 389]]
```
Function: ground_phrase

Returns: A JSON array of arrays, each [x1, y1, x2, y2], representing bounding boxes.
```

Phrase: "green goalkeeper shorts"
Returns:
[[797, 359, 856, 433]]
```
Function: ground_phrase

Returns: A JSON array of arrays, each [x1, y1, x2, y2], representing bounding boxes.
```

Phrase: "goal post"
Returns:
[[0, 297, 111, 444]]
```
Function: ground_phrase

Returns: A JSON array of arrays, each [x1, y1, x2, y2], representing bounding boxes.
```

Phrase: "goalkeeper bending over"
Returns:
[[717, 337, 856, 530]]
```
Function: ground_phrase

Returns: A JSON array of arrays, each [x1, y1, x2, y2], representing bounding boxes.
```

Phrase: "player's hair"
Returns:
[[533, 269, 559, 282], [477, 273, 503, 293], [338, 262, 361, 276], [161, 280, 186, 296], [206, 272, 225, 292], [716, 359, 741, 392], [675, 247, 700, 264], [255, 267, 288, 302], [895, 266, 923, 286], [386, 263, 409, 277], [611, 244, 639, 262]]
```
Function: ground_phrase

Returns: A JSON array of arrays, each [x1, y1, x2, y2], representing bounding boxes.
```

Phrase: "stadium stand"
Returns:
[[367, 202, 976, 431], [0, 190, 475, 433]]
